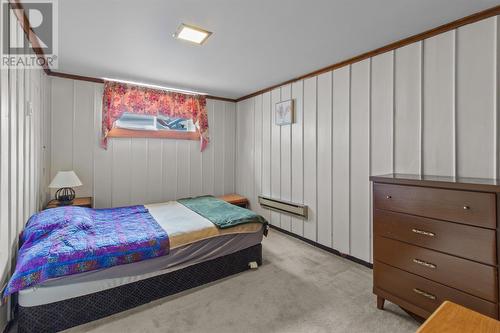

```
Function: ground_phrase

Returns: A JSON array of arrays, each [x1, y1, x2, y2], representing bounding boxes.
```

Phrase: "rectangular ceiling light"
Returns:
[[174, 24, 212, 45]]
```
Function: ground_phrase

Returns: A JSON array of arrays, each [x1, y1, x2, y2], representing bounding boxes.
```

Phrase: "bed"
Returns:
[[6, 197, 267, 333]]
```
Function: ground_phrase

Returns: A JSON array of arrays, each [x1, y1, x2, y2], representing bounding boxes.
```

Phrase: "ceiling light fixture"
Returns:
[[173, 23, 212, 45]]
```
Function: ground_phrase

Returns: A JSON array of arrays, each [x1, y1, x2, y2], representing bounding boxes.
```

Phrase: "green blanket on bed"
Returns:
[[178, 196, 268, 229]]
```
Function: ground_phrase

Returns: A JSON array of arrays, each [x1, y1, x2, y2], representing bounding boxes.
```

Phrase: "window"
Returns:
[[114, 112, 196, 132], [101, 81, 208, 150], [108, 112, 200, 140]]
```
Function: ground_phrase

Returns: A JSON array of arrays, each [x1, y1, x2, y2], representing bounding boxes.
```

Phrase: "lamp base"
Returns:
[[55, 187, 76, 206]]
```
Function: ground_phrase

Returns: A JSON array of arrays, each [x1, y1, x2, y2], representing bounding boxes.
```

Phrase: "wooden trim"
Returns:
[[269, 225, 373, 269], [107, 128, 200, 141], [236, 4, 500, 102], [204, 95, 237, 102], [48, 71, 236, 102], [49, 71, 105, 83]]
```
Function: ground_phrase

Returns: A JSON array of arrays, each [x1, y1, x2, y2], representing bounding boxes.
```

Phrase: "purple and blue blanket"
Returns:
[[3, 205, 169, 297]]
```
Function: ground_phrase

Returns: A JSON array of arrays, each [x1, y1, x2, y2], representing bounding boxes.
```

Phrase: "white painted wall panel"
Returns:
[[253, 94, 263, 216], [189, 140, 202, 197], [9, 60, 18, 245], [423, 31, 455, 176], [130, 139, 148, 205], [73, 81, 95, 198], [332, 67, 351, 254], [350, 59, 371, 262], [162, 140, 177, 201], [92, 85, 112, 208], [148, 140, 164, 202], [224, 103, 236, 194], [371, 52, 394, 176], [176, 140, 191, 199], [316, 72, 332, 247], [236, 98, 254, 204], [0, 37, 10, 273], [280, 84, 292, 231], [213, 100, 225, 196], [112, 138, 132, 207], [51, 79, 74, 177], [202, 100, 215, 195], [456, 17, 496, 178], [270, 88, 281, 227], [261, 92, 272, 221], [290, 80, 304, 236], [394, 42, 422, 174], [303, 77, 317, 242], [18, 40, 26, 227]]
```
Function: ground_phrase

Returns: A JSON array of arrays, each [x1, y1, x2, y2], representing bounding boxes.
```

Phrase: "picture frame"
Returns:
[[275, 99, 294, 126]]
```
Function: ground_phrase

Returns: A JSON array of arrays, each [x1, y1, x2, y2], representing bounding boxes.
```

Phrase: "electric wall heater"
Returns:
[[258, 196, 308, 218]]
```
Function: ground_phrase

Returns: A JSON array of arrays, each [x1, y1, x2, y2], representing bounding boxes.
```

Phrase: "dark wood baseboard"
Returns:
[[268, 224, 373, 269]]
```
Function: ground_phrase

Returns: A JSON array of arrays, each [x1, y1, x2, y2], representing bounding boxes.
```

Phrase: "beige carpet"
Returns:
[[19, 230, 420, 333]]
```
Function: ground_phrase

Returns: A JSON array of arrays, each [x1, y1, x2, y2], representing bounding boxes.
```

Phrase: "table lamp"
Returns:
[[49, 171, 83, 206]]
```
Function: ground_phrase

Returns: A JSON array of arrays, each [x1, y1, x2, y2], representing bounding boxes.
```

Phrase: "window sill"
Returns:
[[108, 128, 200, 141]]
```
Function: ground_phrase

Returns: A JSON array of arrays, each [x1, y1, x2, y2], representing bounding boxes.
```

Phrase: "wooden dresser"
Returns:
[[370, 174, 500, 320]]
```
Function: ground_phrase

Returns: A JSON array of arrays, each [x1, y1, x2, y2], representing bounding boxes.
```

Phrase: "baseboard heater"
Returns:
[[258, 196, 308, 218]]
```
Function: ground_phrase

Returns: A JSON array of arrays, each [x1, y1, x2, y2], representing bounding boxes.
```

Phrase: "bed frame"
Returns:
[[17, 243, 262, 333]]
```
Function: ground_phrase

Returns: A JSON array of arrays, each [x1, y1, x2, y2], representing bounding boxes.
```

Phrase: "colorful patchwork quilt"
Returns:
[[3, 205, 169, 297]]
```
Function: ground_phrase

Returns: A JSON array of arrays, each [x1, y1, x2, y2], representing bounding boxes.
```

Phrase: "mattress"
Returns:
[[19, 201, 264, 307]]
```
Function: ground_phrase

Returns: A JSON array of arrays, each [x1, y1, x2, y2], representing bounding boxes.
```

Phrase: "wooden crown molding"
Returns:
[[236, 4, 500, 102], [9, 1, 500, 103], [48, 71, 236, 102]]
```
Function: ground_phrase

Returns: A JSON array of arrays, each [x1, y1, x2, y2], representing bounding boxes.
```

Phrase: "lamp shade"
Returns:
[[49, 171, 83, 188]]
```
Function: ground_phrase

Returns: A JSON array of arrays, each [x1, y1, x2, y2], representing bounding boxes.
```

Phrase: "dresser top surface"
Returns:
[[370, 173, 500, 192]]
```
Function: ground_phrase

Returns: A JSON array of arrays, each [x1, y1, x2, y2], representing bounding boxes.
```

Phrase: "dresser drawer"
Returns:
[[373, 183, 496, 228], [374, 261, 498, 319], [374, 236, 497, 302], [373, 209, 496, 265]]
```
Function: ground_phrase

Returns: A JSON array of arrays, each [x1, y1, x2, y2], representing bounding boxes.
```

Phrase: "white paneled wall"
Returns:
[[236, 16, 500, 263], [50, 77, 236, 208], [0, 16, 51, 330]]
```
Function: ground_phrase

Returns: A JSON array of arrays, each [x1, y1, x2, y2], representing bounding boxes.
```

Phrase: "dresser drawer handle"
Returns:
[[411, 228, 435, 237], [412, 258, 437, 269], [413, 288, 436, 300]]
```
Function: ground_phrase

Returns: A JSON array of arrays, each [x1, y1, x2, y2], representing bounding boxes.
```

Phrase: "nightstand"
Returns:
[[45, 197, 93, 209], [218, 194, 249, 208]]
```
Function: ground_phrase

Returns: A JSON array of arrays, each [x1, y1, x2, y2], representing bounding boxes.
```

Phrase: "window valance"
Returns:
[[101, 81, 209, 151]]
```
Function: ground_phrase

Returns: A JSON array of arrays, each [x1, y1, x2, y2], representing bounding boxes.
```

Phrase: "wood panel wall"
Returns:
[[235, 16, 500, 263], [50, 77, 237, 208], [0, 16, 51, 329]]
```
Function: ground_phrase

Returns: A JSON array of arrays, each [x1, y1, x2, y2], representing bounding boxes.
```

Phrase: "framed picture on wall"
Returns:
[[275, 99, 294, 125]]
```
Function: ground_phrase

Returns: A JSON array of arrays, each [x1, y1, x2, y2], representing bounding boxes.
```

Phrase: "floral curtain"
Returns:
[[101, 81, 209, 151]]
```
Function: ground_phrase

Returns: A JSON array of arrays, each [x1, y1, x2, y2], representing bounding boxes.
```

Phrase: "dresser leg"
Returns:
[[377, 296, 385, 310]]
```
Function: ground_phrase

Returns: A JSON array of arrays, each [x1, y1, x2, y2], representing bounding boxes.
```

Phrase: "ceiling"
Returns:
[[53, 0, 500, 99]]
